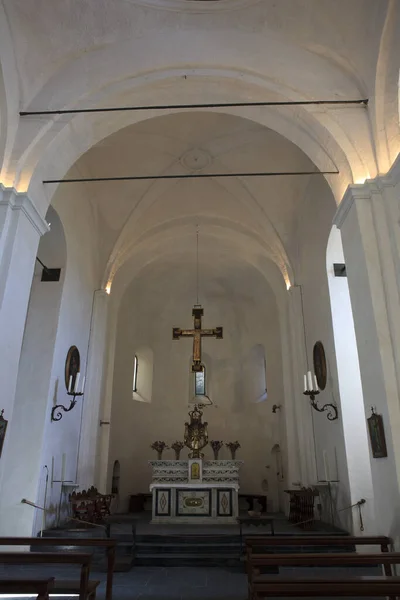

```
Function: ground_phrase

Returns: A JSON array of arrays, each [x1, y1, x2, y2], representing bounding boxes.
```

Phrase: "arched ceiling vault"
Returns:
[[0, 0, 398, 210], [0, 0, 399, 295]]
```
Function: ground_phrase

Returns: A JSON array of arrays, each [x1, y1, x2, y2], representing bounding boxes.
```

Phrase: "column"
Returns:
[[334, 155, 400, 536], [76, 289, 110, 488], [0, 186, 48, 476], [287, 285, 317, 486]]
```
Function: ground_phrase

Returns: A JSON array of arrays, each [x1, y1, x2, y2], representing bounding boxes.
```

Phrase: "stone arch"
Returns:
[[0, 205, 67, 536], [0, 2, 20, 184]]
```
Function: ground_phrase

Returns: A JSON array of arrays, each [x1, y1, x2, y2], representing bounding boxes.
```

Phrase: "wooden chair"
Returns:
[[0, 537, 116, 600], [0, 577, 54, 600]]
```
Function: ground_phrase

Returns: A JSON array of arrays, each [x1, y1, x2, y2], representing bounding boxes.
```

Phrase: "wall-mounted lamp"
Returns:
[[303, 371, 338, 421], [51, 373, 85, 422]]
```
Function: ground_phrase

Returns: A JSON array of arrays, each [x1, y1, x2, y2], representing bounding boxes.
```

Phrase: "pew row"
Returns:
[[0, 537, 116, 600], [245, 535, 392, 556], [0, 577, 54, 600], [247, 551, 400, 587], [250, 575, 400, 599], [0, 551, 98, 600]]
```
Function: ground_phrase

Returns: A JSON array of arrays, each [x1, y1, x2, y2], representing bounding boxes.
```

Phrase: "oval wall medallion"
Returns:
[[65, 346, 80, 391], [313, 341, 327, 390]]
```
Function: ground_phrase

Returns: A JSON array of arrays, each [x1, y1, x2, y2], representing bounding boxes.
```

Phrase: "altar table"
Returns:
[[149, 460, 243, 524]]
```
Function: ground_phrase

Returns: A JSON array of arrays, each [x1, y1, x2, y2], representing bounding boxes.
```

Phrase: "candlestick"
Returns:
[[304, 374, 307, 392], [314, 375, 318, 391], [61, 453, 66, 482], [323, 450, 330, 481], [68, 376, 72, 393]]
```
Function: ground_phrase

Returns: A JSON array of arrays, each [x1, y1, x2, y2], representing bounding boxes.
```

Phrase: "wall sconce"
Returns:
[[51, 373, 85, 422], [303, 370, 338, 421], [272, 404, 281, 413]]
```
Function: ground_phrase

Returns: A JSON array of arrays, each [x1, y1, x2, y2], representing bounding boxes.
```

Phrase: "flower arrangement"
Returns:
[[171, 441, 184, 460], [225, 441, 241, 459], [210, 440, 224, 460], [151, 440, 168, 459]]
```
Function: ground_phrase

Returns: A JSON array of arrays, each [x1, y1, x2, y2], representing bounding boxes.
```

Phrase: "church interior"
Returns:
[[1, 0, 400, 598]]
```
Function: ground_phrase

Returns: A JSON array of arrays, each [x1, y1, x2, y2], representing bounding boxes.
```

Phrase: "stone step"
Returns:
[[134, 553, 243, 568]]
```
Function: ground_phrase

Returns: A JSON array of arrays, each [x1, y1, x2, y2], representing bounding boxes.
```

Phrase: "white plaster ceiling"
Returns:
[[1, 0, 398, 205], [60, 111, 335, 289], [0, 0, 398, 292]]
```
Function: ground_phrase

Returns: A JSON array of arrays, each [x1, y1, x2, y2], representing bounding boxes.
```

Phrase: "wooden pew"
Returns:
[[0, 577, 54, 600], [0, 537, 116, 600], [250, 575, 400, 599], [246, 535, 392, 557], [0, 551, 98, 600], [247, 552, 400, 591]]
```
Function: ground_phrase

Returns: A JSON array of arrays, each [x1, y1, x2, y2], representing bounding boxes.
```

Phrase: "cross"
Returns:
[[173, 305, 223, 372]]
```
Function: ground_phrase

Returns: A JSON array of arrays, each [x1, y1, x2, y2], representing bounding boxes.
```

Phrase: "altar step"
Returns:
[[133, 534, 242, 567]]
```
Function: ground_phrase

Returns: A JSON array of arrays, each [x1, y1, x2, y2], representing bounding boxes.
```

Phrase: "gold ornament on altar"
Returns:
[[184, 404, 208, 458]]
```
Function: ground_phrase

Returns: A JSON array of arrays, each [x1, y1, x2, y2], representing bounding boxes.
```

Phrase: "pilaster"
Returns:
[[334, 155, 400, 536], [287, 285, 317, 486], [76, 289, 110, 488], [0, 186, 49, 420]]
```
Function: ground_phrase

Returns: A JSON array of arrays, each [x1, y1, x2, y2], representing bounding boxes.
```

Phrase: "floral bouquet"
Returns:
[[210, 440, 224, 460], [151, 440, 168, 459], [225, 441, 241, 459], [171, 441, 184, 460]]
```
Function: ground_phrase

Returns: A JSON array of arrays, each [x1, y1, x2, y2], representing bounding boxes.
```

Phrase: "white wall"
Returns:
[[108, 259, 285, 511]]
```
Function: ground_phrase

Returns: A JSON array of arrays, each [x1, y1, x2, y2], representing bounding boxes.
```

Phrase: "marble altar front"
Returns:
[[149, 460, 243, 523]]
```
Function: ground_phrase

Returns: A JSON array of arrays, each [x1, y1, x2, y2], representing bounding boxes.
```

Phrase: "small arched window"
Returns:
[[195, 366, 206, 396], [132, 355, 138, 392]]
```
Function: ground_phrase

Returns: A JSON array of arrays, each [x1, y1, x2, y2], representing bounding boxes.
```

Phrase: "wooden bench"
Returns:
[[0, 551, 98, 600], [0, 577, 54, 600], [250, 575, 400, 599], [245, 535, 392, 555], [0, 536, 117, 600], [247, 551, 400, 588]]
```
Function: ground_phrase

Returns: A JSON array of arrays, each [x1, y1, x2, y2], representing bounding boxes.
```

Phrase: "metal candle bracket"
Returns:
[[303, 389, 338, 421], [51, 390, 84, 422]]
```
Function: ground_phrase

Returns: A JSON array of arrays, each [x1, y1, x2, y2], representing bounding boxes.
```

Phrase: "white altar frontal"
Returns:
[[149, 459, 243, 523]]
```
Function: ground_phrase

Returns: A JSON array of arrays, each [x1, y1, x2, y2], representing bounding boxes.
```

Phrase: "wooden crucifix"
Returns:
[[173, 305, 223, 372]]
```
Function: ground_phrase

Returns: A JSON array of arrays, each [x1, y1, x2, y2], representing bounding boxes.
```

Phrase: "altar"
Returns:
[[149, 459, 243, 523]]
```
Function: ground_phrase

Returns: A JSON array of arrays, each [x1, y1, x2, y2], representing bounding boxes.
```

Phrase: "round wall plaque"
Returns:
[[65, 345, 80, 391], [313, 341, 327, 390]]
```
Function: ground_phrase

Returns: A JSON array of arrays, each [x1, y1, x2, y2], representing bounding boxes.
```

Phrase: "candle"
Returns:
[[304, 374, 307, 392], [323, 450, 330, 481], [314, 375, 318, 391], [61, 453, 66, 482], [68, 375, 72, 393], [74, 373, 80, 394], [307, 371, 313, 391], [81, 376, 86, 394]]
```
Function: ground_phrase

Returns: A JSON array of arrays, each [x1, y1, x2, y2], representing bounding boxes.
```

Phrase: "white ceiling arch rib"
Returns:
[[3, 24, 376, 206]]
